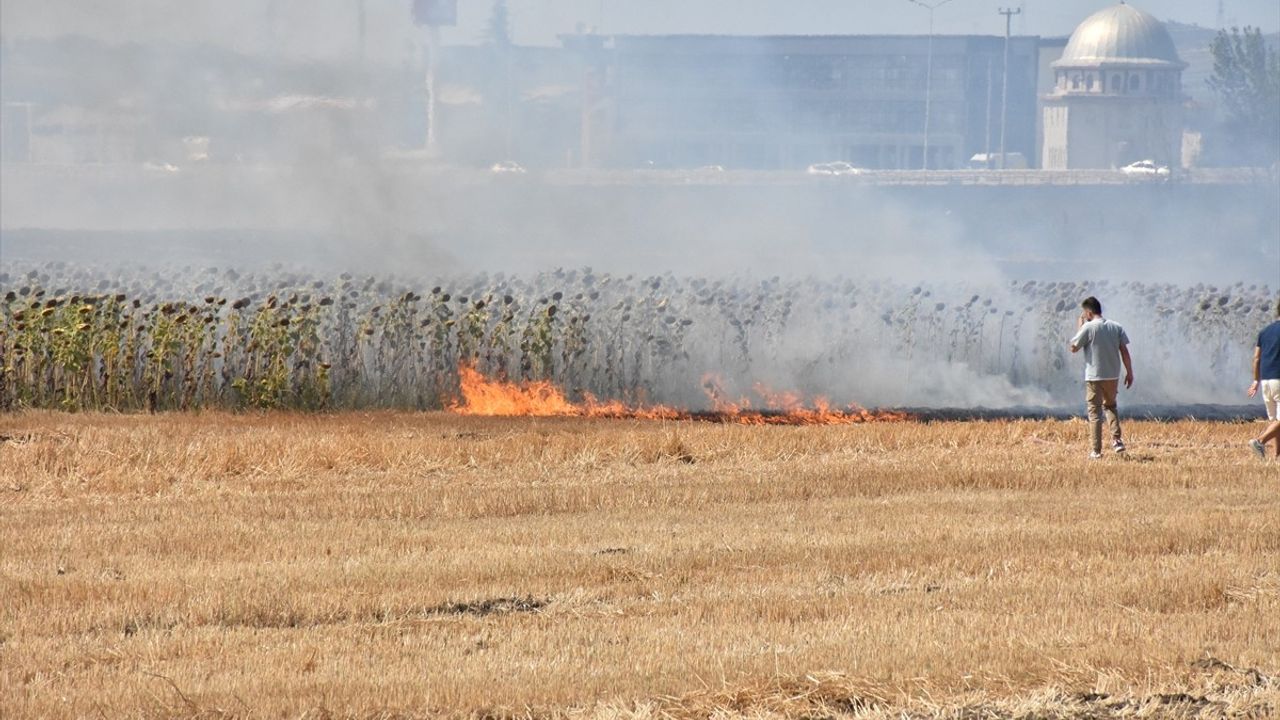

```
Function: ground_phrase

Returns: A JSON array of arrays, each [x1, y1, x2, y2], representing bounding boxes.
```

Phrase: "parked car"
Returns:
[[1120, 160, 1170, 177], [968, 152, 1028, 169], [806, 161, 865, 176], [490, 161, 527, 174]]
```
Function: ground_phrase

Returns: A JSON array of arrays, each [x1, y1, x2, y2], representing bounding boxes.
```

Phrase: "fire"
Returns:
[[699, 374, 911, 425], [452, 365, 682, 420], [451, 365, 910, 424], [452, 365, 578, 416]]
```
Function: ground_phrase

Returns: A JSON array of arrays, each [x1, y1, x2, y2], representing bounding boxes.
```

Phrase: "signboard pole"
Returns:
[[413, 1, 457, 156]]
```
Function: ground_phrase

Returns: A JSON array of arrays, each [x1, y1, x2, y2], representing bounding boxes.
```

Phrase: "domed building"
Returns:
[[1041, 2, 1186, 169]]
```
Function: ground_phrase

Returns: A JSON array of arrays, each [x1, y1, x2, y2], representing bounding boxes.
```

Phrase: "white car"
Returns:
[[807, 161, 865, 176], [490, 161, 527, 174], [1120, 160, 1170, 177]]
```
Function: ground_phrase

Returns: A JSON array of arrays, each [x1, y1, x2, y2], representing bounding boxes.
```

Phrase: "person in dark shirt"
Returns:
[[1247, 298, 1280, 459]]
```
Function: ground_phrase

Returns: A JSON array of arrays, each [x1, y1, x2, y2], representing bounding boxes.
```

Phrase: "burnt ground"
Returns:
[[900, 404, 1267, 422]]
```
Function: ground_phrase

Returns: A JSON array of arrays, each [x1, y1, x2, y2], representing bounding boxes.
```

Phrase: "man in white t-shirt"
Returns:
[[1069, 296, 1133, 459]]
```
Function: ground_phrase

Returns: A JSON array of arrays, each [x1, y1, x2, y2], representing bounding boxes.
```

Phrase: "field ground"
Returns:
[[2, 412, 1278, 718]]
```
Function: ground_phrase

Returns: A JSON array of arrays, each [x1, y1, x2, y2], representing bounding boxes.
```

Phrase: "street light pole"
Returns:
[[998, 7, 1021, 169], [907, 0, 955, 170]]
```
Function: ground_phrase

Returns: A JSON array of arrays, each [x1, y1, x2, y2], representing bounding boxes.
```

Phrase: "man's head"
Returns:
[[1081, 296, 1102, 320]]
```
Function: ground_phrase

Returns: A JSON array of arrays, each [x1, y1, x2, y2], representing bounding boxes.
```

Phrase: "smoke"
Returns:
[[7, 1, 1276, 48], [2, 1, 1278, 411]]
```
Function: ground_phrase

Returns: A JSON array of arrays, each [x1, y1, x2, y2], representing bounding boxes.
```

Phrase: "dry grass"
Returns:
[[1, 411, 1277, 719]]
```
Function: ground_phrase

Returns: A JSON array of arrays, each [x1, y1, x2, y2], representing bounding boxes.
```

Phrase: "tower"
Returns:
[[1040, 3, 1187, 169]]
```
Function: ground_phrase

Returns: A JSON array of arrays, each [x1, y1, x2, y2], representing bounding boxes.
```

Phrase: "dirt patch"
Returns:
[[593, 547, 630, 556], [113, 596, 552, 635], [425, 596, 548, 617], [442, 431, 487, 440]]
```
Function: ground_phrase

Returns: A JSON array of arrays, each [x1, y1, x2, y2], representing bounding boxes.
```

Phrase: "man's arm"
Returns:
[[1248, 346, 1261, 397], [1069, 313, 1087, 354], [1120, 344, 1134, 389]]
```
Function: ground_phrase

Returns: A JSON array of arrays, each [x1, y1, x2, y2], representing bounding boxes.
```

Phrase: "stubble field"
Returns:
[[1, 412, 1278, 719]]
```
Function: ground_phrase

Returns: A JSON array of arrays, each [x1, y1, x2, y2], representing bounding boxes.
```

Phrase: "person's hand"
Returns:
[[1124, 371, 1134, 389], [1248, 380, 1259, 398]]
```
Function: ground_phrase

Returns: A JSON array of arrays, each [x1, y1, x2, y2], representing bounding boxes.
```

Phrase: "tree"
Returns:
[[1208, 27, 1280, 164]]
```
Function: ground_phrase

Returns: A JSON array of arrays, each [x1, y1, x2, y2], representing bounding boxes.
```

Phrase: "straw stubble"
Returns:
[[1, 412, 1277, 718]]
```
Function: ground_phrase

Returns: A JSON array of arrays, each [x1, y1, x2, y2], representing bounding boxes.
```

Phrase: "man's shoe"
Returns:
[[1089, 451, 1103, 460], [1250, 439, 1266, 459], [1113, 440, 1126, 453]]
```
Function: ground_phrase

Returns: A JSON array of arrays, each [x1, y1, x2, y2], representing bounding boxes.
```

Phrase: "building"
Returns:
[[1041, 3, 1186, 170], [589, 34, 1049, 170], [0, 35, 422, 166]]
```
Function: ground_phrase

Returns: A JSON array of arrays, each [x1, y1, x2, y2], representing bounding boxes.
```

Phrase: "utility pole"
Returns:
[[907, 0, 956, 170], [984, 56, 994, 168], [1216, 0, 1226, 30], [998, 6, 1021, 169]]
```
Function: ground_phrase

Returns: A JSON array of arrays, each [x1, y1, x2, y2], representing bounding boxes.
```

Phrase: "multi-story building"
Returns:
[[585, 33, 1057, 170]]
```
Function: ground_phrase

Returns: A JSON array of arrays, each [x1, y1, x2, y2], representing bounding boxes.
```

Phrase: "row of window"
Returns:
[[1055, 69, 1180, 96], [616, 54, 998, 92], [618, 100, 972, 134]]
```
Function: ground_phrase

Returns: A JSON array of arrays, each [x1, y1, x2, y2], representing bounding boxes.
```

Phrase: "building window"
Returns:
[[1112, 74, 1122, 93], [1128, 73, 1140, 92]]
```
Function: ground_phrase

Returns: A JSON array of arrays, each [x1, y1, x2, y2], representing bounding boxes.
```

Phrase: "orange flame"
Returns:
[[452, 365, 682, 420], [452, 365, 910, 425], [700, 373, 910, 425]]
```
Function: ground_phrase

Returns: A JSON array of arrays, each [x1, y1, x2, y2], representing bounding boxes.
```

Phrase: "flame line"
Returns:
[[451, 365, 911, 424]]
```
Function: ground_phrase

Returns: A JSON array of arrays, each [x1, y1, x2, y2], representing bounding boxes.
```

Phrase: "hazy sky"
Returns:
[[2, 0, 1277, 60]]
